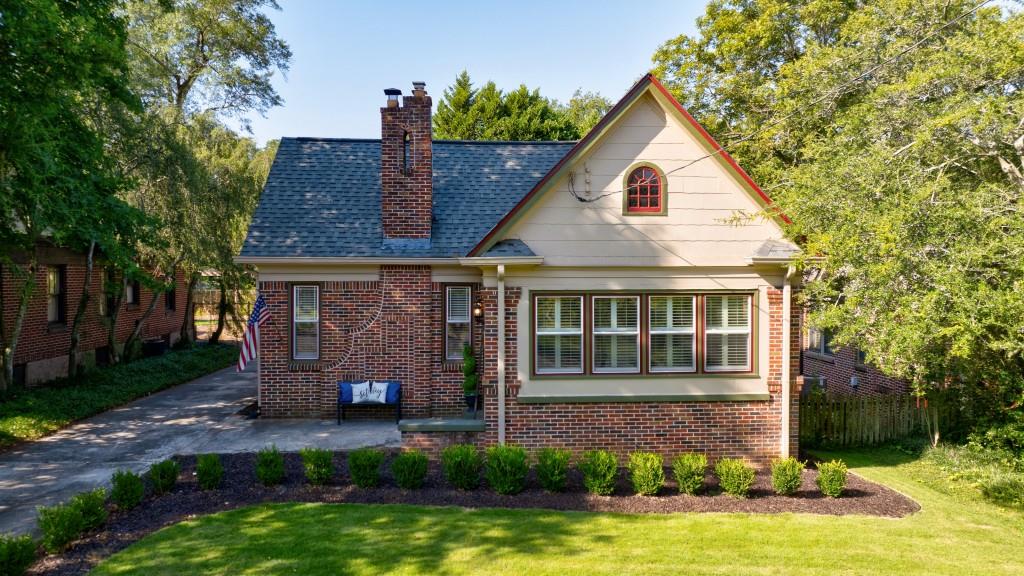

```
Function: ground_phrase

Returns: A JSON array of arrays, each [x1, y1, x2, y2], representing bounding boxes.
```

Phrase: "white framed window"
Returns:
[[292, 285, 319, 360], [704, 294, 752, 372], [47, 266, 66, 324], [649, 295, 696, 373], [809, 328, 834, 356], [445, 286, 472, 361], [535, 296, 583, 374], [592, 296, 640, 373]]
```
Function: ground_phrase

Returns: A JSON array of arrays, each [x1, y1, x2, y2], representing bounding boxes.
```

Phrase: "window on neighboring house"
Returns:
[[292, 285, 319, 360], [649, 295, 696, 373], [535, 296, 583, 374], [445, 286, 471, 361], [126, 279, 141, 305], [856, 348, 867, 366], [100, 269, 116, 317], [704, 294, 752, 372], [592, 296, 639, 373], [625, 165, 664, 214], [809, 327, 834, 356], [47, 266, 67, 325]]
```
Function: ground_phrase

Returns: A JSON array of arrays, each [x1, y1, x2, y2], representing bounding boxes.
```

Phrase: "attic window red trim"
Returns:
[[626, 166, 662, 212]]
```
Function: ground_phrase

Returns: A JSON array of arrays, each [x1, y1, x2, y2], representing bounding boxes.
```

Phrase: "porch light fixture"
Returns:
[[472, 300, 484, 319], [384, 88, 401, 108]]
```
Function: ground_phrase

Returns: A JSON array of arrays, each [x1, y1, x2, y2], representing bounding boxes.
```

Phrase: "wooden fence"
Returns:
[[799, 394, 951, 447]]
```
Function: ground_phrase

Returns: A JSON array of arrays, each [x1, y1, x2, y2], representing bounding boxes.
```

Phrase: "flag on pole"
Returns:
[[238, 293, 270, 372]]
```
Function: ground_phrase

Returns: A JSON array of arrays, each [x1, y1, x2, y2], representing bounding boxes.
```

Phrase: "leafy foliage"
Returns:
[[771, 457, 805, 496], [627, 452, 665, 496], [578, 450, 618, 496], [535, 447, 572, 493], [196, 454, 224, 490], [0, 533, 36, 576], [462, 344, 479, 394], [714, 458, 755, 498], [672, 453, 707, 495], [391, 450, 429, 490], [348, 448, 385, 488], [922, 444, 1023, 510], [256, 446, 285, 486], [485, 445, 529, 495], [37, 488, 107, 553], [300, 448, 335, 485], [149, 460, 180, 495], [110, 470, 145, 510], [816, 460, 849, 498], [441, 444, 482, 490]]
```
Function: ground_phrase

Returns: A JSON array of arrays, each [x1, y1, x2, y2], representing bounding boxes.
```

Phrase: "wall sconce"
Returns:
[[472, 300, 484, 319]]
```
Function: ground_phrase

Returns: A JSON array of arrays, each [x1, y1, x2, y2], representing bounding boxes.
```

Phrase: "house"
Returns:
[[1, 244, 188, 385], [237, 74, 804, 462], [801, 326, 908, 397]]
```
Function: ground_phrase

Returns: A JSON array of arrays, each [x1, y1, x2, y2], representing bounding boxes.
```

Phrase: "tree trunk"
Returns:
[[210, 276, 227, 344], [105, 277, 126, 365], [0, 255, 38, 391], [67, 240, 96, 378], [178, 272, 198, 346]]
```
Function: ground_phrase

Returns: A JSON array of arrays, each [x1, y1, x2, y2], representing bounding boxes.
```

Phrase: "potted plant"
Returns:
[[462, 343, 479, 412]]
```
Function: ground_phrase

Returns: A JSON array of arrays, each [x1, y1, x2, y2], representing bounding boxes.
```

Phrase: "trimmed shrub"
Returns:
[[441, 444, 482, 490], [715, 458, 756, 498], [536, 447, 572, 493], [148, 459, 179, 495], [70, 488, 108, 532], [196, 454, 224, 490], [37, 488, 107, 553], [256, 445, 285, 486], [0, 533, 36, 576], [771, 457, 805, 495], [672, 453, 707, 495], [348, 448, 385, 488], [110, 470, 144, 510], [486, 444, 529, 495], [628, 452, 665, 496], [578, 449, 618, 496], [817, 459, 848, 498], [391, 449, 429, 489], [300, 447, 335, 485]]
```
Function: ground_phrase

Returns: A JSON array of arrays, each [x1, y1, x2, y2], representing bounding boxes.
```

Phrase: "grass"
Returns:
[[908, 442, 1024, 510], [0, 344, 238, 449], [92, 447, 1024, 576]]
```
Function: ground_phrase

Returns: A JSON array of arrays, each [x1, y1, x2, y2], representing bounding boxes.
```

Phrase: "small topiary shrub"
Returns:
[[771, 457, 805, 496], [300, 447, 335, 485], [715, 458, 756, 498], [578, 449, 618, 496], [256, 445, 286, 486], [0, 533, 37, 576], [672, 453, 707, 495], [37, 488, 108, 553], [535, 447, 571, 493], [70, 488, 108, 532], [348, 448, 385, 488], [148, 459, 180, 495], [110, 470, 144, 510], [628, 451, 665, 496], [391, 449, 429, 489], [485, 444, 529, 495], [441, 444, 482, 490], [196, 454, 224, 490], [816, 459, 848, 498]]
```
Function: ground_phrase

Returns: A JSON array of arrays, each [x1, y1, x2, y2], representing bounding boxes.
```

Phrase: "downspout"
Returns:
[[496, 264, 506, 444], [780, 265, 795, 457]]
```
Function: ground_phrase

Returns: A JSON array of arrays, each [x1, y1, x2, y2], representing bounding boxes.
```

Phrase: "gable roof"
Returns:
[[240, 138, 573, 259], [467, 73, 790, 257]]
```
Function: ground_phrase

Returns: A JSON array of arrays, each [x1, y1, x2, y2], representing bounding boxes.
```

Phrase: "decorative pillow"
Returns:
[[350, 381, 374, 404], [354, 381, 387, 404]]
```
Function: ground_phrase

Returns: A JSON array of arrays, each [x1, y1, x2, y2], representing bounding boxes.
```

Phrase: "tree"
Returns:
[[434, 70, 479, 140], [560, 90, 613, 135]]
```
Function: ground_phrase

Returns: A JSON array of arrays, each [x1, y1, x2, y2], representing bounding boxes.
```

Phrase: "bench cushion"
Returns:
[[338, 380, 400, 404]]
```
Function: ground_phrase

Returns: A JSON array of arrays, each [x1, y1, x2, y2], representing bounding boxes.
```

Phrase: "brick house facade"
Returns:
[[240, 74, 805, 463]]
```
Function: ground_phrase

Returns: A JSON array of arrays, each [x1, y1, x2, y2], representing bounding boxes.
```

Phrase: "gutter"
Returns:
[[458, 256, 543, 267]]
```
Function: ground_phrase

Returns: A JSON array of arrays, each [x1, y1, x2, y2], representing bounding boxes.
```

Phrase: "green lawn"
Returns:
[[0, 344, 238, 449], [92, 447, 1024, 576]]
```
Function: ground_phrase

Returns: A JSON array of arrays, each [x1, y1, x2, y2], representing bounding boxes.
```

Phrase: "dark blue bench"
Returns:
[[337, 380, 402, 424]]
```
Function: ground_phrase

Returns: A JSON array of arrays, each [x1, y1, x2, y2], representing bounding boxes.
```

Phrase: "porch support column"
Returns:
[[780, 265, 795, 457], [496, 264, 506, 445]]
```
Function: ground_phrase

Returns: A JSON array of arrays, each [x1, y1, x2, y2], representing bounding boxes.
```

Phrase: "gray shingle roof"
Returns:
[[241, 138, 574, 258]]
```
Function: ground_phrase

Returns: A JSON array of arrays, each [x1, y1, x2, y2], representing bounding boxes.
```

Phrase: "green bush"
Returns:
[[0, 533, 36, 576], [535, 447, 572, 493], [348, 448, 385, 488], [256, 445, 286, 486], [485, 444, 529, 495], [149, 459, 180, 495], [771, 457, 805, 496], [391, 449, 429, 489], [578, 450, 618, 496], [441, 444, 482, 490], [71, 488, 108, 532], [816, 459, 848, 498], [196, 454, 224, 490], [628, 452, 665, 496], [672, 453, 707, 495], [300, 448, 335, 485], [37, 488, 107, 553], [110, 470, 144, 510], [715, 458, 756, 498]]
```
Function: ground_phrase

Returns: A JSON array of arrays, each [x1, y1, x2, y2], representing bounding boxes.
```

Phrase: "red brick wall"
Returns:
[[380, 90, 432, 239], [800, 309, 908, 397]]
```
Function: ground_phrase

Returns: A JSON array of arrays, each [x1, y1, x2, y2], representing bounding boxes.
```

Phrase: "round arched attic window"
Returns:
[[624, 164, 666, 215]]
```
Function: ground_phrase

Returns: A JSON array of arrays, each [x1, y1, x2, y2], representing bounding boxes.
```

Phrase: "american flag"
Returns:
[[238, 293, 270, 372]]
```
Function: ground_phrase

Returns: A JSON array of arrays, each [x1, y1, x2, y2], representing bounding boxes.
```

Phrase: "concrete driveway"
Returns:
[[0, 363, 399, 535]]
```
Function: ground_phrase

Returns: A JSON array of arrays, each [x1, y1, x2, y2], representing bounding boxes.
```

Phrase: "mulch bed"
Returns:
[[29, 450, 919, 575]]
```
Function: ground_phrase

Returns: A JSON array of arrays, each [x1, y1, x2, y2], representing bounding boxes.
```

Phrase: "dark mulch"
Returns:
[[29, 451, 919, 576]]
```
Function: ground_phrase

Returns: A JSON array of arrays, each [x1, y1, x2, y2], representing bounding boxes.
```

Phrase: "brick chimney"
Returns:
[[381, 82, 432, 243]]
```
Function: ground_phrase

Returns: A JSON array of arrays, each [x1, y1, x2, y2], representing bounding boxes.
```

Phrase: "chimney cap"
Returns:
[[384, 88, 402, 96], [412, 81, 426, 91]]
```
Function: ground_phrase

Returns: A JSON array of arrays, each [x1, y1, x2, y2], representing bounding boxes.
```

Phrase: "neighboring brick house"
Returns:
[[237, 74, 805, 463], [801, 324, 908, 397], [1, 244, 187, 385]]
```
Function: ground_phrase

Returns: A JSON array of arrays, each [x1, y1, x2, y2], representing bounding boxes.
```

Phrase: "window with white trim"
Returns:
[[535, 296, 583, 374], [292, 285, 319, 360], [592, 296, 639, 373], [445, 286, 472, 361], [704, 294, 751, 372], [809, 328, 834, 356], [649, 295, 695, 372]]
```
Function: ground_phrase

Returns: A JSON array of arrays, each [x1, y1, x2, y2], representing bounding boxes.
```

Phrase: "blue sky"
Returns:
[[241, 0, 702, 144]]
